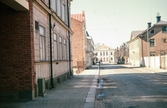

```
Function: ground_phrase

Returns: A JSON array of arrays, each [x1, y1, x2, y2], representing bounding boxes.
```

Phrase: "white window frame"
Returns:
[[62, 2, 66, 22], [53, 33, 58, 60], [51, 0, 56, 12], [57, 0, 61, 17], [39, 26, 46, 61], [63, 39, 67, 60], [59, 36, 63, 60]]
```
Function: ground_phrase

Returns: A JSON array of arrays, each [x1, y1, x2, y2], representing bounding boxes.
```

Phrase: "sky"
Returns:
[[71, 0, 167, 49]]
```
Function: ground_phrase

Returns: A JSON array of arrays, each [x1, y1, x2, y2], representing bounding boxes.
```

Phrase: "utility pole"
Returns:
[[147, 26, 150, 68]]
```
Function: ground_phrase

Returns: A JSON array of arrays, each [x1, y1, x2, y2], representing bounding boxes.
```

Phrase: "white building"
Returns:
[[94, 44, 115, 63]]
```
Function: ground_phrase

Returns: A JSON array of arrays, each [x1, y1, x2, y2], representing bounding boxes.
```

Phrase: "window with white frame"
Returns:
[[39, 26, 46, 61], [150, 52, 155, 56], [111, 52, 112, 55], [62, 2, 65, 22], [57, 0, 61, 17], [51, 0, 56, 12], [63, 39, 67, 60], [150, 39, 155, 47], [53, 34, 58, 60], [103, 51, 105, 56], [66, 39, 69, 60], [59, 36, 63, 60]]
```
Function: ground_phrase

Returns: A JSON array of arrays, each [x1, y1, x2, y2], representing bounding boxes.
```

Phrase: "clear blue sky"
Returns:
[[71, 0, 167, 48]]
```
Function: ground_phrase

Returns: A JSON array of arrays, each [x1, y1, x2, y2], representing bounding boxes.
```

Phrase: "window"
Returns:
[[111, 57, 113, 60], [63, 39, 67, 60], [59, 36, 63, 60], [150, 29, 154, 34], [106, 51, 108, 56], [57, 0, 61, 17], [111, 52, 112, 55], [39, 26, 46, 60], [150, 52, 155, 56], [62, 3, 65, 21], [100, 52, 102, 56], [53, 34, 57, 60], [164, 39, 167, 43], [150, 39, 155, 47], [162, 26, 167, 33], [103, 51, 105, 56], [51, 0, 56, 12], [106, 57, 108, 62]]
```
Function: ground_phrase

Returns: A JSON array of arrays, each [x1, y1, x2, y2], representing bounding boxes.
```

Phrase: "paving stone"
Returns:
[[0, 65, 99, 108]]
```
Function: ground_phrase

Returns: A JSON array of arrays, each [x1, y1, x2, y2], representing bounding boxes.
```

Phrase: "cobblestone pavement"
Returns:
[[94, 64, 167, 108], [0, 66, 98, 108]]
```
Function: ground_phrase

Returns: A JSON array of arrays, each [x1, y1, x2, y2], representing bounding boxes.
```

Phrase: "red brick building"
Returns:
[[0, 0, 73, 101], [71, 11, 94, 72], [128, 15, 167, 67], [140, 16, 167, 56]]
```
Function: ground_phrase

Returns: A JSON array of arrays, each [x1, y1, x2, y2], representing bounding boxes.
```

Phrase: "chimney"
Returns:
[[147, 22, 151, 28], [156, 15, 161, 23]]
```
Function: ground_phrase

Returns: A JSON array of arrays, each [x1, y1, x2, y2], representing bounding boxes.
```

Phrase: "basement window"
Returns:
[[150, 52, 155, 56]]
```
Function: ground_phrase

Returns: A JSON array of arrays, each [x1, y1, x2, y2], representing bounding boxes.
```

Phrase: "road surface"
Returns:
[[95, 64, 167, 108]]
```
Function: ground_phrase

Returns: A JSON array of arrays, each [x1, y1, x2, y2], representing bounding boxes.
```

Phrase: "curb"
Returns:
[[83, 70, 99, 108]]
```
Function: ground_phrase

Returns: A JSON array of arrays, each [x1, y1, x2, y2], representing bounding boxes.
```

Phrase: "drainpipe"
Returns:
[[49, 0, 54, 88], [67, 0, 72, 77]]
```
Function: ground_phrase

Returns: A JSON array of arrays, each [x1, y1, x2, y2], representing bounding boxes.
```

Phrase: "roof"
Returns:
[[130, 30, 144, 40], [71, 11, 85, 22], [155, 20, 167, 25], [139, 20, 167, 35], [95, 44, 114, 50]]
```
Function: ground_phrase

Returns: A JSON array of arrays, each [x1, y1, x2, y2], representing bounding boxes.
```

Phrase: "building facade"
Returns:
[[0, 0, 73, 101], [119, 43, 129, 64], [94, 44, 114, 63], [128, 15, 167, 67], [128, 31, 143, 66], [86, 32, 95, 68], [71, 11, 94, 72]]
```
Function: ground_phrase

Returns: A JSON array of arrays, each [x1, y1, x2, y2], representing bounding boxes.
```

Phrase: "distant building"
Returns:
[[94, 44, 114, 63], [128, 30, 143, 66], [115, 43, 129, 64]]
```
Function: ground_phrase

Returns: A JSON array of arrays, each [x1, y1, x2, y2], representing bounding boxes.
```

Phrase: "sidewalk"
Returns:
[[0, 65, 99, 108], [124, 64, 167, 75]]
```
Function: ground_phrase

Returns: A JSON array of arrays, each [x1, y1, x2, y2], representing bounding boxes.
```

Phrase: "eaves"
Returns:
[[127, 36, 140, 44]]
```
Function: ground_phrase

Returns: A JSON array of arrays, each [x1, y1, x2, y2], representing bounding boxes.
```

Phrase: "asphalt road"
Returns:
[[95, 64, 167, 108]]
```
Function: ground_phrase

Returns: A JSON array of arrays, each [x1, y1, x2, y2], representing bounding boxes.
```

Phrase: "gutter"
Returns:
[[49, 0, 54, 88], [67, 0, 72, 76]]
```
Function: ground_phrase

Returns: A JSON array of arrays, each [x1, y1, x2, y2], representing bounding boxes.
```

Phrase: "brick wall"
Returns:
[[0, 1, 34, 101], [141, 26, 167, 57], [71, 18, 85, 67]]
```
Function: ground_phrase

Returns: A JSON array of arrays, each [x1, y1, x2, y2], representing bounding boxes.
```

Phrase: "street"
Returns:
[[95, 64, 167, 108], [1, 64, 167, 108]]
